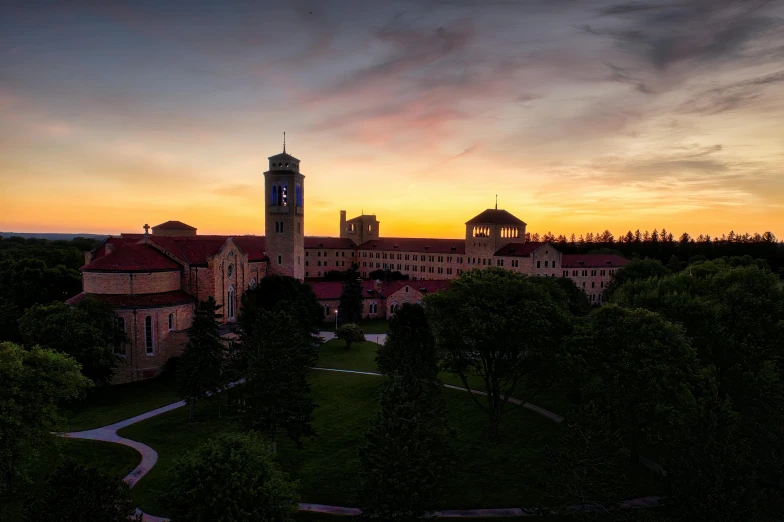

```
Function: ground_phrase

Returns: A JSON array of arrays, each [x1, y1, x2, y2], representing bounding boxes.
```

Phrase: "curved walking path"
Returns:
[[58, 333, 660, 520]]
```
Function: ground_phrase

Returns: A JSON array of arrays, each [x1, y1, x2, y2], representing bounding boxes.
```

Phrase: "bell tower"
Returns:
[[264, 135, 305, 280]]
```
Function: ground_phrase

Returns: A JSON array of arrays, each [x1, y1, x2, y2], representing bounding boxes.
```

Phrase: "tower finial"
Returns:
[[283, 131, 286, 153], [495, 194, 498, 210]]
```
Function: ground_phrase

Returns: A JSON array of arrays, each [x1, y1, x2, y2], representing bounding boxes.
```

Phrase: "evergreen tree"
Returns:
[[242, 304, 317, 451], [335, 322, 365, 350], [177, 297, 225, 421], [338, 270, 363, 323], [358, 374, 452, 521], [376, 303, 438, 380]]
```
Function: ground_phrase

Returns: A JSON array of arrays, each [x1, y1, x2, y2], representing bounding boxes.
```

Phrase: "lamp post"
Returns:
[[335, 309, 339, 329]]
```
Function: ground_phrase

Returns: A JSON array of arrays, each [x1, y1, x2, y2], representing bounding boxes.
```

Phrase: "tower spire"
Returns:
[[283, 131, 286, 153]]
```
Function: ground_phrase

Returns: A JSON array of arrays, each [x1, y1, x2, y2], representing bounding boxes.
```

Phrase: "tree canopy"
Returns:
[[426, 268, 572, 438], [335, 323, 365, 350], [18, 298, 122, 385], [162, 432, 299, 522], [338, 270, 363, 323], [376, 303, 438, 380], [239, 275, 323, 337], [0, 342, 90, 495]]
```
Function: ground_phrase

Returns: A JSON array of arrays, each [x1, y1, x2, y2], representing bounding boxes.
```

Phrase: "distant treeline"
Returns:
[[527, 229, 783, 275], [0, 235, 102, 341]]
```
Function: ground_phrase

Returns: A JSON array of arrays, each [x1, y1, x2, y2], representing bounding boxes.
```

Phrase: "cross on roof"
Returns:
[[143, 224, 150, 235]]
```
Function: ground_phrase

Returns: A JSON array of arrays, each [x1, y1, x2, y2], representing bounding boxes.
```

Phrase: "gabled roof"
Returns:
[[82, 243, 182, 272], [308, 279, 450, 300], [465, 209, 527, 226], [358, 237, 466, 255], [66, 290, 196, 309], [385, 280, 450, 296], [561, 254, 629, 268], [305, 237, 357, 249], [232, 237, 267, 262], [120, 234, 268, 265], [152, 220, 196, 230], [494, 242, 545, 257]]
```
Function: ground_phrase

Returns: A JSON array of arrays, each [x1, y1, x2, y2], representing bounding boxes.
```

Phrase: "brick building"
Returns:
[[67, 145, 627, 382]]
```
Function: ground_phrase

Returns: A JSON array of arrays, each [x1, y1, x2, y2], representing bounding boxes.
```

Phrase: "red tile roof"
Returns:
[[117, 235, 267, 265], [308, 279, 450, 300], [83, 243, 182, 272], [232, 237, 267, 262], [357, 237, 466, 255], [561, 254, 629, 268], [304, 237, 357, 249], [494, 242, 545, 257], [466, 209, 527, 226], [152, 220, 196, 230], [66, 290, 196, 309]]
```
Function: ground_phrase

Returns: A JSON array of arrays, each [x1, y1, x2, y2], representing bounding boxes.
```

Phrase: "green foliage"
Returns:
[[241, 304, 318, 448], [161, 432, 299, 522], [338, 270, 363, 323], [0, 258, 81, 341], [358, 375, 453, 521], [177, 297, 226, 420], [376, 303, 438, 379], [240, 275, 323, 337], [22, 458, 139, 522], [544, 404, 631, 515], [605, 259, 671, 299], [18, 298, 121, 385], [565, 306, 699, 467], [539, 276, 592, 317], [335, 323, 365, 350], [426, 268, 572, 438], [0, 342, 91, 495]]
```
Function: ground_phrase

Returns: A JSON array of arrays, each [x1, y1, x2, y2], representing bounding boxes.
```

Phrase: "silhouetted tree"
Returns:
[[376, 303, 438, 379], [338, 270, 363, 323]]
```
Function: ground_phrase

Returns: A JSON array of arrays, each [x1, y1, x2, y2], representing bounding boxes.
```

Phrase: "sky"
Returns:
[[1, 0, 783, 239]]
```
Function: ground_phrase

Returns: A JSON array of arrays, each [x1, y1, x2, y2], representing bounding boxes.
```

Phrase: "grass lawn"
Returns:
[[0, 437, 141, 522], [321, 318, 390, 334], [119, 370, 562, 517], [317, 338, 570, 416], [317, 339, 380, 372], [63, 374, 179, 431]]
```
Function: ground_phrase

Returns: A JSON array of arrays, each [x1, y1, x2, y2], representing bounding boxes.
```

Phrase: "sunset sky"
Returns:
[[1, 0, 783, 239]]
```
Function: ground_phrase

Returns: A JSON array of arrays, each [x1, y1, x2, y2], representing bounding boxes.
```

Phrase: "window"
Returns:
[[250, 277, 257, 288], [145, 316, 153, 354], [390, 303, 399, 314], [537, 260, 541, 268], [278, 255, 282, 264], [573, 270, 578, 276], [115, 317, 126, 355], [324, 304, 330, 316], [168, 313, 174, 330], [227, 264, 234, 278], [544, 260, 548, 268], [271, 185, 278, 205], [591, 270, 597, 276], [228, 286, 235, 319], [563, 270, 568, 277], [600, 270, 606, 276], [446, 267, 452, 274], [369, 302, 377, 314]]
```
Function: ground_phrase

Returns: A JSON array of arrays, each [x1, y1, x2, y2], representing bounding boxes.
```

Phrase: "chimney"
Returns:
[[340, 210, 347, 236]]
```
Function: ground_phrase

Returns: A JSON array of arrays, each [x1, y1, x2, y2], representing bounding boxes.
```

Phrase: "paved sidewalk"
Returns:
[[57, 365, 659, 520], [319, 331, 387, 345]]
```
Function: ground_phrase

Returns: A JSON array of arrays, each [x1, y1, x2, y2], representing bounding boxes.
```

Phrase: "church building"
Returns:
[[67, 145, 627, 383]]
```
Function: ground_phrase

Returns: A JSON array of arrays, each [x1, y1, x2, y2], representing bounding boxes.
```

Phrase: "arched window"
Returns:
[[168, 313, 174, 330], [390, 303, 399, 314], [324, 304, 330, 316], [227, 264, 234, 278], [369, 302, 377, 314], [228, 286, 235, 320], [277, 185, 283, 206], [115, 317, 126, 355], [250, 277, 257, 288], [145, 316, 154, 354], [271, 185, 277, 205]]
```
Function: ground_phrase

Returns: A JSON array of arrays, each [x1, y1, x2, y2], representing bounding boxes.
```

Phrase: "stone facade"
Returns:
[[67, 147, 629, 384]]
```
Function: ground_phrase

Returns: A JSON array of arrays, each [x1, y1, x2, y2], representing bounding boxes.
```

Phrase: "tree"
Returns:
[[358, 374, 452, 521], [335, 323, 365, 350], [0, 342, 90, 495], [22, 459, 139, 522], [162, 432, 299, 522], [604, 259, 670, 300], [239, 275, 323, 338], [242, 304, 317, 451], [338, 270, 363, 323], [177, 297, 226, 421], [566, 306, 699, 468], [18, 298, 122, 385], [543, 404, 630, 516], [376, 303, 438, 379], [426, 268, 571, 438]]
